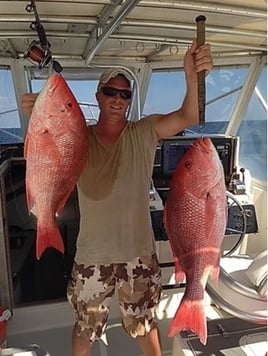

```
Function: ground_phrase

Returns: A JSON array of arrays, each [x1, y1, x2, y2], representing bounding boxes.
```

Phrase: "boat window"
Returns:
[[143, 67, 248, 135], [143, 71, 186, 116], [0, 68, 22, 144], [237, 66, 267, 182]]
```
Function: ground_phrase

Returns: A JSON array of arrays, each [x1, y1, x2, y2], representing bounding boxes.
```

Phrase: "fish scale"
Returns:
[[163, 137, 227, 345], [24, 73, 89, 260]]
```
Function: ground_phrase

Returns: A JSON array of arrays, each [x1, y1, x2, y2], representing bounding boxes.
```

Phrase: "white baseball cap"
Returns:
[[97, 68, 132, 91]]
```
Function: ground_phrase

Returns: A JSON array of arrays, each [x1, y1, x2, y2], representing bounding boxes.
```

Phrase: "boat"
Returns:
[[0, 1, 266, 355]]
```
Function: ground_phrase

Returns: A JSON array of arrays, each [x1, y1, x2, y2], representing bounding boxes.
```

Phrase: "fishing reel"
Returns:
[[24, 0, 62, 73], [24, 40, 52, 70], [24, 40, 62, 73]]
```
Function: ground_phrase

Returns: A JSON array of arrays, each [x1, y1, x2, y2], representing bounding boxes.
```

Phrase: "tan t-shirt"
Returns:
[[75, 114, 159, 265]]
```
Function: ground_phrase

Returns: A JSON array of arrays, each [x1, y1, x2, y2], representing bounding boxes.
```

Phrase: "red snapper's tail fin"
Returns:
[[168, 298, 207, 345], [36, 221, 65, 260]]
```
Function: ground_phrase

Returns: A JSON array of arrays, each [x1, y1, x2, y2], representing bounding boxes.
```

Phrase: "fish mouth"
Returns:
[[46, 73, 62, 97], [34, 74, 62, 108], [197, 136, 212, 153]]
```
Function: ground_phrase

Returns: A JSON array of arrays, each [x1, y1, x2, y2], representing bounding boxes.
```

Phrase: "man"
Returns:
[[22, 39, 212, 356]]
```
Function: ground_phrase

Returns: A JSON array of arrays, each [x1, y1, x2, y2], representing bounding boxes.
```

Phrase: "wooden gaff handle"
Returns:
[[195, 15, 206, 128]]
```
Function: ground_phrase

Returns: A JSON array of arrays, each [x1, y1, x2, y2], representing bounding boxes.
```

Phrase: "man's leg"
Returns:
[[72, 323, 93, 356], [137, 326, 162, 356], [67, 262, 116, 356], [117, 254, 162, 356]]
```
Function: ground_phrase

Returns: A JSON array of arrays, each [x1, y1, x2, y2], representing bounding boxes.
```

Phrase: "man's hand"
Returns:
[[184, 39, 213, 82], [21, 93, 38, 116]]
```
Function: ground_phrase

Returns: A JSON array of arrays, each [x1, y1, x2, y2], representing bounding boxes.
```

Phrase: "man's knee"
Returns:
[[122, 313, 158, 338], [74, 310, 109, 342]]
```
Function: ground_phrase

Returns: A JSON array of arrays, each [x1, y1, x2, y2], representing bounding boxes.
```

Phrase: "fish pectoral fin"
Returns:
[[208, 182, 223, 200], [25, 185, 35, 214], [173, 257, 185, 283], [209, 261, 220, 283], [30, 204, 38, 217]]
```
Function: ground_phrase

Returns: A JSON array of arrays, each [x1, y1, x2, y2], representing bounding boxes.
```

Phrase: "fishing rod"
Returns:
[[24, 0, 62, 73]]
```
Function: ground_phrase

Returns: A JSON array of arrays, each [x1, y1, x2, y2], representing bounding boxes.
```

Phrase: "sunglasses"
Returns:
[[100, 86, 132, 100]]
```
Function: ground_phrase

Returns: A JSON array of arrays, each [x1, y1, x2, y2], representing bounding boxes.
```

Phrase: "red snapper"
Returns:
[[163, 137, 227, 345], [24, 73, 89, 260]]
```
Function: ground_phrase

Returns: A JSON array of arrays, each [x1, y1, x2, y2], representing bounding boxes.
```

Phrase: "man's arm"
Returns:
[[21, 93, 38, 116], [155, 39, 213, 140]]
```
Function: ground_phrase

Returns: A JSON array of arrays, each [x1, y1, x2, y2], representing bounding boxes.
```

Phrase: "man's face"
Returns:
[[96, 75, 131, 122]]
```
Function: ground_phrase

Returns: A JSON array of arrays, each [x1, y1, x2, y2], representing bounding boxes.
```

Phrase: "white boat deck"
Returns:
[[5, 299, 267, 355], [6, 302, 174, 356], [4, 241, 268, 355]]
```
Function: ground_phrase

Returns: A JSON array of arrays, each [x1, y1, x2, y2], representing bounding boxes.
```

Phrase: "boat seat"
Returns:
[[206, 251, 268, 324], [245, 250, 267, 298]]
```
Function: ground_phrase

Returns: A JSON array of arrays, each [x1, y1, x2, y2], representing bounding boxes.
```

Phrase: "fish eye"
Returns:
[[185, 160, 192, 169], [66, 101, 72, 108]]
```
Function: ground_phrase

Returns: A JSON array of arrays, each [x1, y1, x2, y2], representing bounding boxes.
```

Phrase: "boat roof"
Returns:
[[0, 0, 266, 69]]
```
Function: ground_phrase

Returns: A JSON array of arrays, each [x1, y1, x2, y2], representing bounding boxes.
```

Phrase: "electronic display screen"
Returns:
[[161, 136, 238, 187], [164, 143, 191, 174]]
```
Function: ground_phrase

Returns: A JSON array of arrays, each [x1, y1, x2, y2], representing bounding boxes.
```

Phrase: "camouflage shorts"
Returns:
[[66, 253, 162, 342]]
